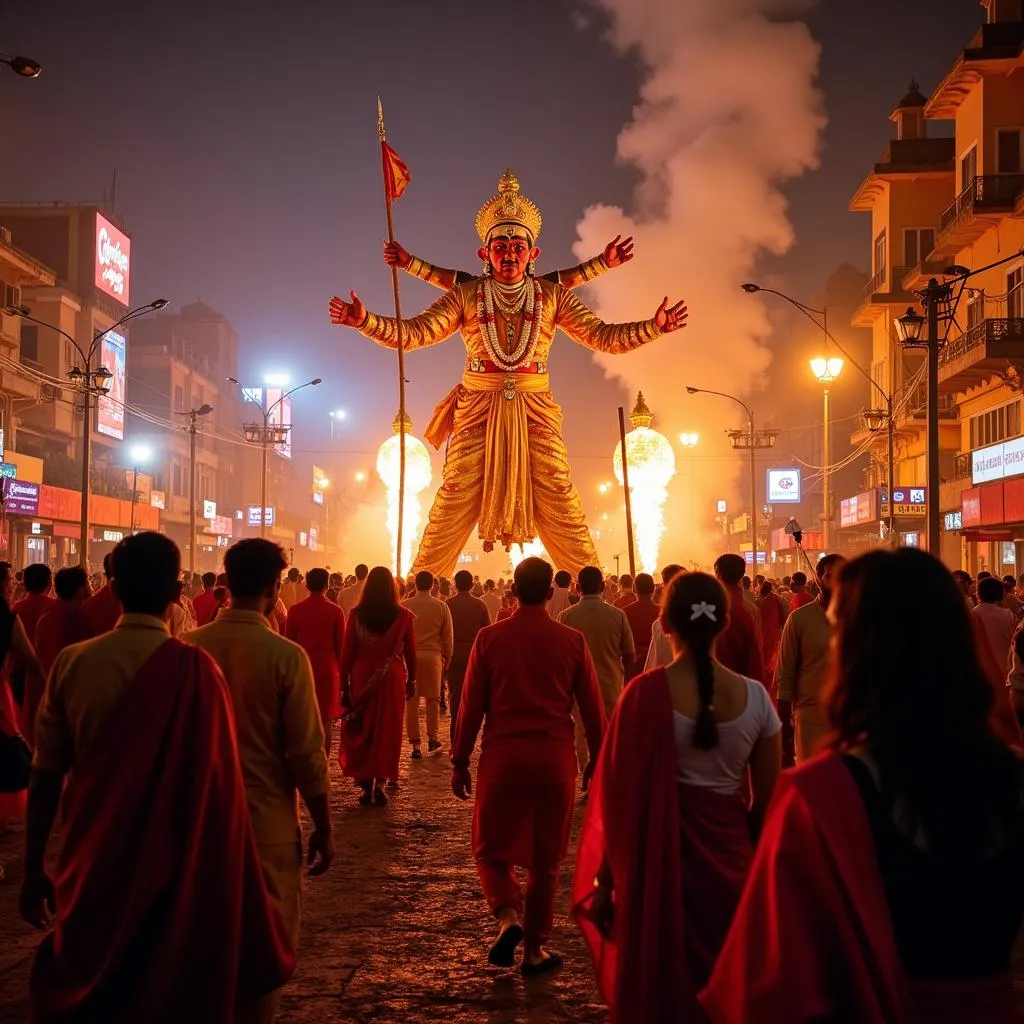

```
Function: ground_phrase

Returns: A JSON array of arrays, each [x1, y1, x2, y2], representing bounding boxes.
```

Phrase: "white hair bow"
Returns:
[[690, 601, 717, 623]]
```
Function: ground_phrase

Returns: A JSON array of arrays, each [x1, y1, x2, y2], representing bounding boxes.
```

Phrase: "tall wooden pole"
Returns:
[[378, 97, 407, 579], [617, 407, 636, 578]]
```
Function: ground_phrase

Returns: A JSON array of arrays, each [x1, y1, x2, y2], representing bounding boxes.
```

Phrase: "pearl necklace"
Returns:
[[477, 277, 543, 370], [490, 278, 528, 320]]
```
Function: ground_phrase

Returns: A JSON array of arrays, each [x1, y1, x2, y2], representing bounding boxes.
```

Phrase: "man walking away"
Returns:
[[404, 571, 454, 757], [445, 570, 490, 743], [974, 575, 1016, 671], [713, 554, 765, 683], [185, 538, 333, 1020], [24, 532, 294, 1022], [777, 553, 845, 764], [481, 579, 501, 623], [34, 567, 90, 678], [546, 570, 574, 620], [286, 567, 346, 756], [623, 572, 660, 681], [342, 563, 369, 616], [82, 553, 121, 637], [452, 557, 605, 975], [612, 573, 636, 609]]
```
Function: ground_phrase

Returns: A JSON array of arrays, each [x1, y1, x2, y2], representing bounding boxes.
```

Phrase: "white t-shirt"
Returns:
[[673, 677, 780, 795]]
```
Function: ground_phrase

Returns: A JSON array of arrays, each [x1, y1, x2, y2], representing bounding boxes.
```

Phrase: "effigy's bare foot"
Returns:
[[483, 540, 495, 553]]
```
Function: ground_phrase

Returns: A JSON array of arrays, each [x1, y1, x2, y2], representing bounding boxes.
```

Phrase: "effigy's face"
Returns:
[[478, 235, 540, 284]]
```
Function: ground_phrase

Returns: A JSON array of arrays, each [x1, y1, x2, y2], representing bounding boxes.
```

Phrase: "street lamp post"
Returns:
[[810, 357, 844, 548], [229, 376, 322, 538], [685, 387, 778, 569], [8, 299, 167, 568], [742, 283, 898, 543], [329, 409, 347, 440], [179, 403, 214, 574], [128, 443, 153, 534], [0, 54, 41, 78]]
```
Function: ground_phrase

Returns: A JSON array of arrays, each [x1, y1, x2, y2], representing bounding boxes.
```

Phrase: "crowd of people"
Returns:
[[2, 534, 1023, 1021]]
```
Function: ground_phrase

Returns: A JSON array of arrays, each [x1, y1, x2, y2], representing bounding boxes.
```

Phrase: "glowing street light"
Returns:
[[329, 408, 347, 440], [679, 432, 700, 448], [1, 54, 41, 78], [263, 372, 290, 387], [129, 443, 153, 534], [354, 471, 366, 484], [810, 356, 844, 547]]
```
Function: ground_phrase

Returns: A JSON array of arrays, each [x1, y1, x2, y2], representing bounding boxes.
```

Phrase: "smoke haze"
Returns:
[[574, 0, 826, 565]]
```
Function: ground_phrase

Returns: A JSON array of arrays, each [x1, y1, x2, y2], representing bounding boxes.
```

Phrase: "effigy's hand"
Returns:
[[655, 297, 688, 334], [603, 234, 634, 268], [383, 240, 411, 270], [329, 292, 367, 328]]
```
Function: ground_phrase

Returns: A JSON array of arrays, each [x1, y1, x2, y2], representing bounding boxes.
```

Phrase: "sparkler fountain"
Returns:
[[376, 411, 432, 575], [612, 392, 676, 574]]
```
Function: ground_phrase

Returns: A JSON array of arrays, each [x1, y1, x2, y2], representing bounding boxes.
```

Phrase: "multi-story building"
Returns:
[[843, 78, 962, 561], [0, 209, 157, 567], [916, 1, 1024, 575]]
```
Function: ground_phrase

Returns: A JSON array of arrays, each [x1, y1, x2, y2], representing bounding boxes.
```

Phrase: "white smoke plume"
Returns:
[[575, 0, 825, 567]]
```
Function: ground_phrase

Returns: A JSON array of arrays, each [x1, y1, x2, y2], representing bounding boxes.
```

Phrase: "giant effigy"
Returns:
[[329, 171, 687, 578]]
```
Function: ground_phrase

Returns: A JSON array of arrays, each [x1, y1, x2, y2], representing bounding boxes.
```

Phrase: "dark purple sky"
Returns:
[[0, 0, 984, 495]]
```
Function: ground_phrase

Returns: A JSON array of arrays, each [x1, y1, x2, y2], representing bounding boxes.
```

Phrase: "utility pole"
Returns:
[[925, 281, 942, 555]]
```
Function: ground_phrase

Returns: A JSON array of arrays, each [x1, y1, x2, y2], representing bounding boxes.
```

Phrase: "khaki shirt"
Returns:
[[559, 596, 635, 712], [403, 591, 454, 661], [35, 614, 173, 773], [184, 610, 329, 845], [776, 599, 831, 707]]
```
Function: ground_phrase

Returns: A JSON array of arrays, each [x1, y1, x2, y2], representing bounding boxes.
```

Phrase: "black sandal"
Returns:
[[372, 787, 388, 806], [487, 922, 524, 967], [521, 951, 564, 977]]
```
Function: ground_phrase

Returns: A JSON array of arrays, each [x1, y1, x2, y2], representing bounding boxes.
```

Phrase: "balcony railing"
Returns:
[[940, 174, 1024, 233], [860, 265, 886, 304], [953, 451, 971, 481], [938, 317, 1024, 367], [900, 381, 958, 419]]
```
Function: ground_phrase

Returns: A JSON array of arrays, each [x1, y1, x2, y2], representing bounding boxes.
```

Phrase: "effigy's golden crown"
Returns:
[[475, 169, 543, 245], [630, 391, 655, 429]]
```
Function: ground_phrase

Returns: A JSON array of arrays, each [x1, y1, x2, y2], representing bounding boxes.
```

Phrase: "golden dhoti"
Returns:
[[412, 370, 598, 578]]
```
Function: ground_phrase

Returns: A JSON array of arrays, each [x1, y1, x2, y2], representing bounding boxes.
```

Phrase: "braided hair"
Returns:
[[661, 571, 728, 751]]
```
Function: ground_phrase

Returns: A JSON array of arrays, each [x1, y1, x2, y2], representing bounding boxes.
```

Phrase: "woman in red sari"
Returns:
[[755, 580, 787, 701], [338, 566, 416, 807], [702, 548, 1024, 1023], [573, 571, 781, 1023]]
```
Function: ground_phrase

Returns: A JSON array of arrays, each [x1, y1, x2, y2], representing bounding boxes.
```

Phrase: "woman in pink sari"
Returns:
[[339, 566, 416, 806]]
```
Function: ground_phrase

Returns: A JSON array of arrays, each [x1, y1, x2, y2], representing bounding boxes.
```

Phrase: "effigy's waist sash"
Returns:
[[424, 371, 555, 546]]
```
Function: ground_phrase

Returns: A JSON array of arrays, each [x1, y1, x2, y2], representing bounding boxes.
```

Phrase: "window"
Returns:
[[873, 230, 886, 275], [173, 462, 183, 497], [903, 228, 936, 267], [998, 129, 1022, 174], [1009, 267, 1023, 319], [970, 400, 1022, 449], [871, 359, 888, 395], [20, 325, 38, 364], [174, 385, 184, 412], [962, 145, 978, 191], [967, 290, 986, 328]]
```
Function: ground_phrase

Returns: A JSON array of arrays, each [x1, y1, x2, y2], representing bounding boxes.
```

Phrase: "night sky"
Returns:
[[0, 0, 987, 552]]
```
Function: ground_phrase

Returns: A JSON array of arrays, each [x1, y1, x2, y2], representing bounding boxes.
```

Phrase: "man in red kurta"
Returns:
[[286, 567, 345, 755], [82, 553, 122, 637], [191, 571, 220, 627], [452, 557, 606, 975], [12, 563, 57, 643], [623, 572, 660, 681], [22, 531, 294, 1022], [34, 567, 91, 679], [713, 555, 764, 683]]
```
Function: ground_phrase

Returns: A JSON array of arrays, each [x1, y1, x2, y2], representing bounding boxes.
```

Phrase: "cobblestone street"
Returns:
[[0, 720, 608, 1024]]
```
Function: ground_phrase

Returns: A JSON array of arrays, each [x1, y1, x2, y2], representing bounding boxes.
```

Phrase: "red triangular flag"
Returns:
[[382, 142, 410, 201]]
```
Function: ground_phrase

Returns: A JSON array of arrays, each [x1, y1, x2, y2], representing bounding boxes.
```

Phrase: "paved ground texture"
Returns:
[[0, 720, 608, 1024], [4, 719, 1024, 1022]]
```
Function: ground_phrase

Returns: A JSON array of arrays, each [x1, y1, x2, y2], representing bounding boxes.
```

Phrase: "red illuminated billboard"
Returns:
[[95, 213, 131, 305]]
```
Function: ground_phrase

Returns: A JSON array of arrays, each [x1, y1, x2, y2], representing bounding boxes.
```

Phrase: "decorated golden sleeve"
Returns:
[[405, 255, 463, 291], [553, 285, 662, 354], [554, 254, 609, 289], [359, 289, 463, 352]]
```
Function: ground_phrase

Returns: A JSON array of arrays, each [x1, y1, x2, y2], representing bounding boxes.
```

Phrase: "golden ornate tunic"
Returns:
[[359, 277, 662, 577]]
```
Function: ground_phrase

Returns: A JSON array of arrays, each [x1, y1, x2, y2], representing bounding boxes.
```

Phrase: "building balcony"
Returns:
[[901, 256, 954, 294], [937, 317, 1024, 394], [851, 265, 915, 326], [896, 381, 958, 425], [933, 174, 1024, 253]]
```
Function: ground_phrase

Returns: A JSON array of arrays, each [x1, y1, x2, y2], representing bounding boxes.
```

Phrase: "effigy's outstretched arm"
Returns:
[[553, 286, 664, 354], [387, 236, 635, 291], [358, 289, 463, 352]]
